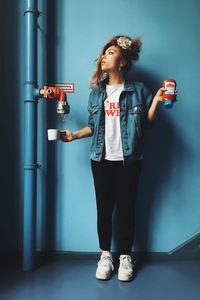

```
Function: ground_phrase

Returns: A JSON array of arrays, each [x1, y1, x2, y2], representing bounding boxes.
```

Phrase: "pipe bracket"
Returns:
[[24, 99, 39, 104], [24, 163, 41, 170], [24, 9, 41, 17]]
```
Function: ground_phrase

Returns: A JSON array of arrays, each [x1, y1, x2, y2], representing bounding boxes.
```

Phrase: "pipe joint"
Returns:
[[24, 81, 39, 102]]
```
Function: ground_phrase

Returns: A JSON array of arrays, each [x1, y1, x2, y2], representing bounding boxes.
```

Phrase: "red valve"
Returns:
[[39, 83, 74, 114], [40, 86, 66, 102]]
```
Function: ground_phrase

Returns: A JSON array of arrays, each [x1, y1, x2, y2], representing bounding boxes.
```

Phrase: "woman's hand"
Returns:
[[147, 87, 178, 122], [60, 127, 93, 142], [153, 86, 178, 104], [60, 130, 74, 142], [147, 87, 165, 122], [153, 87, 166, 104]]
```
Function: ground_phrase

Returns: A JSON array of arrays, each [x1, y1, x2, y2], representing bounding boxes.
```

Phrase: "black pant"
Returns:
[[91, 159, 142, 254]]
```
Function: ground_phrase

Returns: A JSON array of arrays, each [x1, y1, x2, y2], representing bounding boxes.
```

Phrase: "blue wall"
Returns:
[[44, 0, 200, 252], [1, 0, 200, 253]]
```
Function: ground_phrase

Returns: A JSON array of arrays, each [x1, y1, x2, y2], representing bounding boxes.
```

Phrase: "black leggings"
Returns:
[[91, 159, 142, 254]]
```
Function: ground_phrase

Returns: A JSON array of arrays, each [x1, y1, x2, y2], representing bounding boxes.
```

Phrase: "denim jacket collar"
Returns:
[[100, 78, 135, 93], [123, 82, 135, 92]]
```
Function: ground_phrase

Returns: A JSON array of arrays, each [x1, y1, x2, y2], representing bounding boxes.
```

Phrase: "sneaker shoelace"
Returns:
[[98, 256, 114, 270], [120, 255, 133, 269]]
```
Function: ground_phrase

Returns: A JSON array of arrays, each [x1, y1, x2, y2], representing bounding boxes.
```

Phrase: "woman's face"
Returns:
[[101, 45, 123, 73]]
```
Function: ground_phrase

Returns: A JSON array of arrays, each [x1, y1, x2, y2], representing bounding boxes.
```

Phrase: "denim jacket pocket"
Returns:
[[128, 105, 145, 137], [128, 105, 145, 115], [88, 105, 101, 132], [88, 105, 100, 114]]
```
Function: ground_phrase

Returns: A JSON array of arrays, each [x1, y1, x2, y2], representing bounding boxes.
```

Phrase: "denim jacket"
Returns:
[[87, 81, 153, 164]]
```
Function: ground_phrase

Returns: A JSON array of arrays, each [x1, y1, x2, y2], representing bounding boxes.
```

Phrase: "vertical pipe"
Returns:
[[23, 0, 39, 271]]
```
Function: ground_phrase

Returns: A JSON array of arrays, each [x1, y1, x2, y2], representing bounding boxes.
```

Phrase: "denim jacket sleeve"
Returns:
[[87, 91, 94, 134], [87, 89, 101, 135], [142, 84, 154, 129], [142, 85, 153, 111]]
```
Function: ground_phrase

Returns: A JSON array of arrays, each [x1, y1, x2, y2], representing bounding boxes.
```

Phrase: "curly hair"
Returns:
[[90, 35, 142, 89]]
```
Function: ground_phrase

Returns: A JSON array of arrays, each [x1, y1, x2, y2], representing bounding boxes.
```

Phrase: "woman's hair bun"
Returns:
[[106, 35, 142, 61], [129, 38, 142, 61]]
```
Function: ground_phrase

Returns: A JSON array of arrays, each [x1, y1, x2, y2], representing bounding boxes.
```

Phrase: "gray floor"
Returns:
[[1, 254, 200, 300]]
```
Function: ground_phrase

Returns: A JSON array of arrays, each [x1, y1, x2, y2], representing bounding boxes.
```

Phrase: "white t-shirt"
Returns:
[[104, 84, 124, 161]]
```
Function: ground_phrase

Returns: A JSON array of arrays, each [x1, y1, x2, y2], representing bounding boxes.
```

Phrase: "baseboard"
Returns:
[[135, 232, 200, 261], [1, 233, 200, 262], [43, 233, 200, 261], [168, 232, 200, 260]]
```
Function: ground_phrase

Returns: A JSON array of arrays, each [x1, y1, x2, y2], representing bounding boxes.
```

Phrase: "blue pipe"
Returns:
[[23, 0, 39, 271]]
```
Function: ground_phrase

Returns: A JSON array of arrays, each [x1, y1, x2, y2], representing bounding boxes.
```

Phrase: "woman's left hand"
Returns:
[[153, 87, 166, 104], [147, 87, 177, 122], [153, 87, 178, 104]]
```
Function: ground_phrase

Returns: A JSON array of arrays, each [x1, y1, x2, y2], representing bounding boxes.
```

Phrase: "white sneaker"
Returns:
[[96, 254, 114, 280], [118, 255, 134, 281]]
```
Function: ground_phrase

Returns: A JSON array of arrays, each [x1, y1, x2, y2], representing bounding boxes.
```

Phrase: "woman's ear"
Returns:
[[120, 58, 127, 68]]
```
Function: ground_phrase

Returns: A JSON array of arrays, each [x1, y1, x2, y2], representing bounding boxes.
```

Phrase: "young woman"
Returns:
[[60, 35, 165, 281]]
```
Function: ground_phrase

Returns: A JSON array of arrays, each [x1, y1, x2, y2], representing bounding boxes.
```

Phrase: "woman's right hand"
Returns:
[[60, 130, 74, 142]]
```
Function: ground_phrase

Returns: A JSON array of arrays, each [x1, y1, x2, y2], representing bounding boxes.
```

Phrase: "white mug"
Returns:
[[47, 129, 60, 141]]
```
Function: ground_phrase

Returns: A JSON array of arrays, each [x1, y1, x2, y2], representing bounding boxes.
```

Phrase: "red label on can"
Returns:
[[163, 79, 176, 101]]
